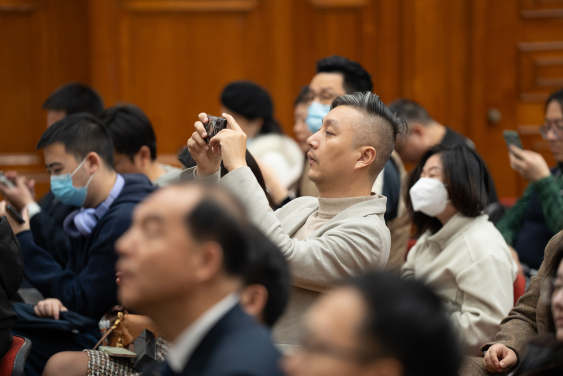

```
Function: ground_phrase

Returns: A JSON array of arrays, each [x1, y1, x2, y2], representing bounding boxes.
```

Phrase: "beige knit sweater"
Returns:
[[402, 214, 518, 356]]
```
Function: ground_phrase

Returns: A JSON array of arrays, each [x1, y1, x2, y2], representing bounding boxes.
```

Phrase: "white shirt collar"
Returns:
[[167, 293, 239, 373]]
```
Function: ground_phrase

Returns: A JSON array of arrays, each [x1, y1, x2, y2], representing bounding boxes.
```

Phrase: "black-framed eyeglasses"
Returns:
[[298, 337, 380, 364], [539, 120, 563, 140]]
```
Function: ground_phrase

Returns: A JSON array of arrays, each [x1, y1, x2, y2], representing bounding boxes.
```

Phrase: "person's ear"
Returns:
[[191, 242, 223, 283], [410, 123, 425, 139], [137, 146, 152, 167], [369, 357, 403, 376], [354, 146, 376, 172], [239, 284, 268, 322], [84, 152, 101, 175]]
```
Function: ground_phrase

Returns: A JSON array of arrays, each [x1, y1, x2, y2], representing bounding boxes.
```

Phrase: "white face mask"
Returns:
[[409, 177, 449, 217]]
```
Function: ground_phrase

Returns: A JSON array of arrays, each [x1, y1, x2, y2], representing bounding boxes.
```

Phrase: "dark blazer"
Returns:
[[0, 216, 24, 358], [16, 174, 155, 319], [147, 304, 283, 376]]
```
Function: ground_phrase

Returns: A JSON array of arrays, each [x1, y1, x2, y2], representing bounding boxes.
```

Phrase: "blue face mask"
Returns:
[[50, 158, 94, 207], [306, 101, 331, 133]]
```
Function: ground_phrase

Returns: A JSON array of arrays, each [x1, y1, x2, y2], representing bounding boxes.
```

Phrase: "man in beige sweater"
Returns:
[[186, 91, 405, 351]]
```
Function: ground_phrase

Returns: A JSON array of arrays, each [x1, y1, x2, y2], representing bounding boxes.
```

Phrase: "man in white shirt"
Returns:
[[186, 91, 405, 351], [116, 183, 283, 376]]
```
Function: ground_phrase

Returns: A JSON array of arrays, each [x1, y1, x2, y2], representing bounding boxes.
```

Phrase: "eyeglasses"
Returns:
[[539, 120, 563, 140], [298, 337, 379, 364]]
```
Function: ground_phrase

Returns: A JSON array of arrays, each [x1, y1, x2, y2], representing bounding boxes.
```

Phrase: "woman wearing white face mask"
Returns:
[[401, 144, 518, 356]]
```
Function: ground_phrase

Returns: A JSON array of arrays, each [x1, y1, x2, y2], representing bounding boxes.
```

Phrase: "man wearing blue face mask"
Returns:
[[0, 114, 155, 376]]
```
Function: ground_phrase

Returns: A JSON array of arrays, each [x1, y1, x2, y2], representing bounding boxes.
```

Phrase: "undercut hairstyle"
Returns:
[[316, 55, 373, 94], [331, 91, 407, 180], [42, 82, 104, 117], [546, 88, 563, 111], [406, 144, 490, 236], [185, 186, 249, 277], [100, 105, 157, 161], [36, 113, 115, 169], [294, 86, 313, 107], [387, 98, 434, 126], [342, 272, 462, 376], [243, 226, 291, 327]]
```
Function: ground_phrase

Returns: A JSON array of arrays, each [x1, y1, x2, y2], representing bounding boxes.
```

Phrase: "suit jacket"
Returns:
[[458, 230, 561, 375], [145, 305, 282, 376]]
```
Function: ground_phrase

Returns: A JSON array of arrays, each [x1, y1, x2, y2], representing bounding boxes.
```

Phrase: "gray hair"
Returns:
[[331, 91, 407, 179]]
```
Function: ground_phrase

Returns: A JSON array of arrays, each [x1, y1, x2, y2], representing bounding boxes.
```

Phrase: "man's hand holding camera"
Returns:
[[188, 112, 248, 176]]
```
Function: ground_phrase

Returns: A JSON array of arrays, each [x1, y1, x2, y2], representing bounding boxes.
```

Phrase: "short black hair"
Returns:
[[42, 82, 104, 116], [294, 86, 312, 107], [406, 144, 490, 236], [243, 226, 291, 327], [185, 187, 249, 277], [36, 113, 115, 169], [316, 55, 373, 94], [343, 272, 462, 376], [546, 88, 563, 112], [332, 92, 407, 179], [100, 105, 157, 161], [387, 98, 434, 126]]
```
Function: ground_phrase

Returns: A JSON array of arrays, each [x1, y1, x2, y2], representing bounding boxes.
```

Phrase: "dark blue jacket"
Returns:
[[16, 174, 155, 320], [146, 304, 283, 376]]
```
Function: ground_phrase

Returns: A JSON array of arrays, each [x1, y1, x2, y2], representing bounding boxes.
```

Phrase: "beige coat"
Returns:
[[402, 214, 518, 356], [217, 167, 391, 350]]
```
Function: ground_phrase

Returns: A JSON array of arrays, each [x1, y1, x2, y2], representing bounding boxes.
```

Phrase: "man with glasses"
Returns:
[[281, 272, 462, 376], [496, 88, 563, 276]]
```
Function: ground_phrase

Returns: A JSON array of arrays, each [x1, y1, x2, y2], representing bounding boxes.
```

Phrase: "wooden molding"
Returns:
[[518, 41, 563, 51], [307, 0, 369, 9], [0, 0, 41, 12], [0, 153, 40, 166], [120, 0, 259, 12], [521, 8, 563, 19]]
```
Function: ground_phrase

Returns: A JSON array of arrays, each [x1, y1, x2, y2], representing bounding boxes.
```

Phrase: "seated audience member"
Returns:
[[115, 183, 283, 376], [282, 272, 462, 376], [495, 88, 563, 275], [0, 215, 24, 360], [292, 86, 317, 198], [387, 98, 499, 209], [101, 105, 181, 187], [220, 80, 303, 189], [1, 114, 155, 376], [457, 231, 563, 375], [303, 55, 410, 270], [402, 144, 518, 355], [42, 224, 291, 376], [0, 83, 104, 267], [187, 91, 403, 350], [504, 246, 563, 376]]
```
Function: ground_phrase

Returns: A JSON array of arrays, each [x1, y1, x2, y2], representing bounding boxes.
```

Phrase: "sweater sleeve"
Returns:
[[400, 242, 417, 280], [496, 186, 533, 246], [534, 175, 563, 234], [451, 254, 515, 356], [17, 215, 120, 319], [480, 231, 562, 361], [220, 167, 390, 292]]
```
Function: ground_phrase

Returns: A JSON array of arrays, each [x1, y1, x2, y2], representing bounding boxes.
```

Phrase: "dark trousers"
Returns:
[[0, 327, 12, 360], [12, 327, 99, 376]]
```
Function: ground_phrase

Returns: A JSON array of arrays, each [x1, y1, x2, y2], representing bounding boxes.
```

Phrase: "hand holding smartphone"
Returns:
[[503, 130, 523, 151]]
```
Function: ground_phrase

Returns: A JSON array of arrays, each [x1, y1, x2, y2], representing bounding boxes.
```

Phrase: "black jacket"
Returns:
[[145, 304, 283, 376], [0, 216, 24, 358]]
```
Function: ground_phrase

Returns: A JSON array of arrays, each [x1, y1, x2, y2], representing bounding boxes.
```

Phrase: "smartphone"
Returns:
[[99, 346, 137, 358], [503, 130, 523, 151], [0, 171, 15, 188]]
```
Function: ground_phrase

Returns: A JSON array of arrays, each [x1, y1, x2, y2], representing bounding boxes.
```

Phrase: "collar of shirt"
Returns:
[[167, 293, 239, 373]]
